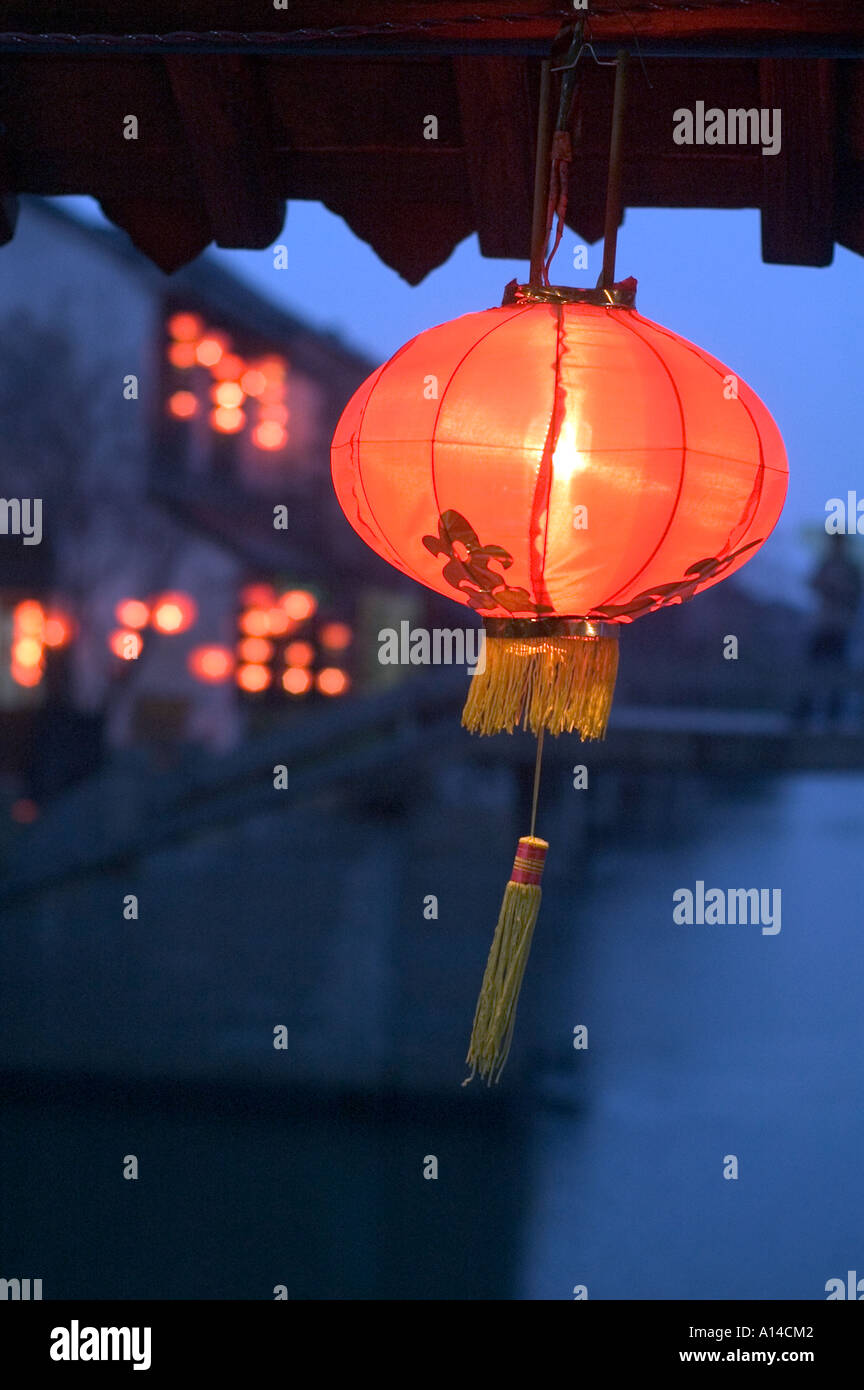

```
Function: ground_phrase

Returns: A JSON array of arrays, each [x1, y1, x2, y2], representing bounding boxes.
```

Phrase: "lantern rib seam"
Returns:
[[713, 380, 768, 557], [427, 306, 536, 610], [592, 311, 689, 611], [625, 318, 775, 562], [353, 354, 437, 589]]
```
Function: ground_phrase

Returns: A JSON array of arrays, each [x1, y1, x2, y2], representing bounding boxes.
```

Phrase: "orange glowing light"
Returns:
[[10, 798, 39, 823], [319, 621, 353, 651], [238, 636, 273, 663], [13, 600, 44, 636], [168, 341, 197, 368], [239, 608, 271, 637], [259, 382, 287, 405], [317, 667, 350, 697], [12, 637, 43, 668], [151, 593, 197, 635], [240, 583, 275, 608], [285, 640, 315, 667], [265, 607, 293, 635], [188, 645, 234, 683], [240, 368, 267, 398], [168, 312, 203, 341], [237, 663, 271, 692], [11, 662, 43, 688], [169, 390, 199, 419], [210, 406, 245, 434], [43, 613, 73, 648], [196, 337, 225, 367], [211, 352, 246, 382], [253, 421, 287, 451], [280, 590, 317, 622], [109, 629, 143, 660], [282, 666, 312, 695], [258, 403, 289, 424], [259, 356, 288, 380], [116, 599, 150, 629], [212, 381, 245, 409]]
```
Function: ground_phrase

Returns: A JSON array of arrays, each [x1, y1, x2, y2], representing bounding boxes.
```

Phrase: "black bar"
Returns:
[[1, 1298, 860, 1372]]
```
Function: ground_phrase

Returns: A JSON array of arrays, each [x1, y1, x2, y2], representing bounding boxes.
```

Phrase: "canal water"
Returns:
[[521, 771, 864, 1300], [1, 771, 861, 1299]]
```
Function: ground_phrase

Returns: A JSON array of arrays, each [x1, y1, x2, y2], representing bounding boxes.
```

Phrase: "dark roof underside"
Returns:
[[0, 2, 862, 278]]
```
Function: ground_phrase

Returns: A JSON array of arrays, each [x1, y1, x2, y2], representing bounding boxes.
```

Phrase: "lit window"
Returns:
[[280, 590, 317, 622], [266, 606, 293, 636], [210, 406, 245, 434], [43, 613, 73, 648], [12, 637, 43, 668], [211, 353, 246, 382], [168, 312, 203, 341], [319, 622, 353, 651], [188, 646, 234, 683], [241, 583, 275, 608], [317, 667, 350, 696], [116, 599, 150, 629], [238, 636, 273, 664], [109, 629, 143, 660], [168, 341, 197, 368], [253, 421, 287, 451], [169, 391, 199, 419], [151, 593, 197, 635], [240, 369, 267, 398], [212, 382, 245, 409], [237, 663, 271, 692], [196, 337, 226, 367], [239, 608, 271, 637], [283, 667, 312, 695], [11, 662, 43, 687], [13, 600, 44, 636], [285, 641, 315, 667]]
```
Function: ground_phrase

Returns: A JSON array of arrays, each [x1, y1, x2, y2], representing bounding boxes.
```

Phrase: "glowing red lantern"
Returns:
[[116, 599, 150, 630], [109, 629, 143, 660], [43, 612, 74, 648], [333, 286, 786, 637], [151, 592, 197, 635], [331, 280, 788, 1083], [188, 645, 234, 683], [168, 312, 203, 342]]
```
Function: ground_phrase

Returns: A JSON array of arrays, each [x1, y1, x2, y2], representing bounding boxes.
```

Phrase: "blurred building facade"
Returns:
[[0, 198, 422, 797]]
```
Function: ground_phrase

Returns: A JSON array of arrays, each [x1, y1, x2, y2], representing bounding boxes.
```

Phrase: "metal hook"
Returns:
[[551, 42, 621, 73]]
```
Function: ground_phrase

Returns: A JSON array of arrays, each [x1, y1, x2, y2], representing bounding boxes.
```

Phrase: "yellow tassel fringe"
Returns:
[[462, 634, 619, 738]]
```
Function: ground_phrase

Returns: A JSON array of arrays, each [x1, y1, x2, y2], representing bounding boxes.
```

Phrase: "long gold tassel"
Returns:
[[464, 836, 548, 1086], [463, 629, 618, 738], [462, 623, 619, 1085]]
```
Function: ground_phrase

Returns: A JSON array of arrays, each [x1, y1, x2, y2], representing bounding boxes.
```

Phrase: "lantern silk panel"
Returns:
[[331, 302, 788, 623]]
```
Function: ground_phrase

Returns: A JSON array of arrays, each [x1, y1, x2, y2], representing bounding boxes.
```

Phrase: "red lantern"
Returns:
[[333, 288, 786, 629], [331, 280, 788, 1082]]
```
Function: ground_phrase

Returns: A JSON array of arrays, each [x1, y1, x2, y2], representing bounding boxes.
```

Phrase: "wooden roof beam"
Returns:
[[96, 196, 212, 273], [454, 57, 534, 259], [760, 59, 836, 266], [165, 55, 285, 249], [2, 4, 864, 57]]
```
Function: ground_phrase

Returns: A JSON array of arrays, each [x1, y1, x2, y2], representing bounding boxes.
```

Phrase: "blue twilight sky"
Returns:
[[62, 196, 864, 607]]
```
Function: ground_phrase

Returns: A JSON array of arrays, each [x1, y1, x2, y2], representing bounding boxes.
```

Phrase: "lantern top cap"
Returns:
[[501, 277, 637, 309]]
